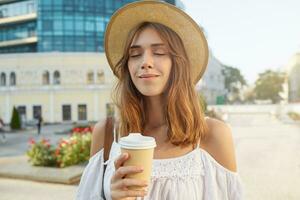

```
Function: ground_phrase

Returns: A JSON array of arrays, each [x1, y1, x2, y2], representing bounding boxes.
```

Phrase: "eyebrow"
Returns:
[[130, 43, 166, 49]]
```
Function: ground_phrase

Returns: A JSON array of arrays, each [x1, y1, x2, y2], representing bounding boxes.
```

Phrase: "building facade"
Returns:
[[196, 52, 226, 105], [286, 53, 300, 102], [0, 52, 115, 124], [0, 0, 181, 124]]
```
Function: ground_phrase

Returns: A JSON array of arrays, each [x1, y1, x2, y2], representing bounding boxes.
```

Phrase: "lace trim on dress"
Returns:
[[151, 148, 205, 180]]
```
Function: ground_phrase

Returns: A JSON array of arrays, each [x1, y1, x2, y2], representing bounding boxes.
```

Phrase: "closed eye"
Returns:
[[154, 53, 166, 56], [130, 54, 141, 58]]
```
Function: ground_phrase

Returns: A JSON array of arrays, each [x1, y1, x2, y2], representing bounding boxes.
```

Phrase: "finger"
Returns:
[[113, 178, 148, 190], [123, 189, 147, 198], [112, 166, 143, 181], [114, 153, 129, 170], [112, 189, 147, 199]]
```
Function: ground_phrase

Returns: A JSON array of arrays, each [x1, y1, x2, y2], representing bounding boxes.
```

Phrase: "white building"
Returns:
[[0, 53, 116, 124], [286, 53, 300, 102], [196, 52, 226, 105]]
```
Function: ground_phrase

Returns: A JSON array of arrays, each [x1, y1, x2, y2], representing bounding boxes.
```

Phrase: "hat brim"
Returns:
[[105, 1, 209, 84]]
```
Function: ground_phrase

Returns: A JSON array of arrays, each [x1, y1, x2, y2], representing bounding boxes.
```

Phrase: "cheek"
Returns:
[[164, 59, 172, 77], [127, 62, 135, 78]]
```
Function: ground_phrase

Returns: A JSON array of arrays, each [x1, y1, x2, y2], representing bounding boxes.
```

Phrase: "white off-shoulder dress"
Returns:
[[77, 134, 243, 200]]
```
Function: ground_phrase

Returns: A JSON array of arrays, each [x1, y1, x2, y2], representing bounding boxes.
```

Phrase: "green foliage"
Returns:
[[254, 70, 285, 104], [56, 133, 91, 168], [222, 65, 247, 103], [27, 129, 92, 168], [198, 93, 207, 112], [287, 112, 300, 121], [26, 138, 56, 167], [205, 109, 223, 121], [10, 106, 21, 130], [222, 65, 247, 91]]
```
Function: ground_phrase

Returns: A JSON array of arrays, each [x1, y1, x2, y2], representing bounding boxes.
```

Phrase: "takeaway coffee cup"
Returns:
[[118, 133, 156, 190]]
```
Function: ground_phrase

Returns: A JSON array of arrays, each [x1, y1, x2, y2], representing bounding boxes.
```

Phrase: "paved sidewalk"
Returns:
[[0, 155, 85, 184], [0, 178, 77, 200], [231, 114, 300, 200], [0, 117, 299, 199]]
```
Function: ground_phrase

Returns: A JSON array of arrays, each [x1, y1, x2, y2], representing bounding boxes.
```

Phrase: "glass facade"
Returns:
[[0, 0, 178, 53], [37, 0, 134, 52], [0, 0, 36, 18], [0, 21, 36, 41], [0, 44, 36, 53]]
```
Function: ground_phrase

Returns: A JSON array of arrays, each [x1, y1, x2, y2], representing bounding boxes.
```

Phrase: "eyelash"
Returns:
[[130, 53, 166, 58]]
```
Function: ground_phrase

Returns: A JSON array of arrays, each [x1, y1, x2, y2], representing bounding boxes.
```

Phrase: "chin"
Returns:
[[139, 89, 163, 97]]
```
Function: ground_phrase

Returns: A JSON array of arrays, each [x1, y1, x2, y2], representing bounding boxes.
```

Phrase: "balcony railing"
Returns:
[[0, 12, 37, 26]]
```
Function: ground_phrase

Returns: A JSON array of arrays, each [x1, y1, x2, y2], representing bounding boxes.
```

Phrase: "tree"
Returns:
[[254, 70, 285, 104], [197, 92, 207, 113], [10, 106, 21, 130], [222, 65, 247, 103]]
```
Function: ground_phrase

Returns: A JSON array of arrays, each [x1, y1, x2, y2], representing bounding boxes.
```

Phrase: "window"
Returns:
[[17, 106, 26, 121], [27, 2, 35, 13], [33, 105, 42, 120], [87, 71, 94, 84], [97, 70, 104, 84], [10, 72, 16, 86], [0, 73, 6, 86], [28, 27, 36, 37], [62, 105, 71, 121], [42, 71, 50, 85], [53, 71, 60, 85], [78, 104, 87, 121], [42, 20, 53, 31], [0, 8, 7, 18]]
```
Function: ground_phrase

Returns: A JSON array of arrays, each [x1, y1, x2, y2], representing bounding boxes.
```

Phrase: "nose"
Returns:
[[141, 51, 153, 69]]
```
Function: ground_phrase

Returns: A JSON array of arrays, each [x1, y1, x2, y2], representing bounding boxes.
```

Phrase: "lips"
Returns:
[[138, 74, 159, 78]]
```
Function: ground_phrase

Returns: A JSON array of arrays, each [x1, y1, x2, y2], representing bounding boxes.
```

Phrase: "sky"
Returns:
[[181, 0, 300, 85]]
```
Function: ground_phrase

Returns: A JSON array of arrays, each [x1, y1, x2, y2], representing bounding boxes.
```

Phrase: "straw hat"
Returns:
[[104, 0, 209, 84]]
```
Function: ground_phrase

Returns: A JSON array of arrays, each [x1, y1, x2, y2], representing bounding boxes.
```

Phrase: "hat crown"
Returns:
[[105, 0, 209, 84]]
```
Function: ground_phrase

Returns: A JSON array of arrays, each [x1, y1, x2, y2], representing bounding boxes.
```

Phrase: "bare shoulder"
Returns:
[[90, 120, 106, 157], [201, 117, 237, 172]]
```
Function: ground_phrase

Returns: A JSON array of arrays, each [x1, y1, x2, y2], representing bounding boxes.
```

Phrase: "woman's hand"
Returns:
[[111, 153, 148, 200]]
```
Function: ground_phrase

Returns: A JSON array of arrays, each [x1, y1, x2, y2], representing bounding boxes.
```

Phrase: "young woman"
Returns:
[[77, 1, 243, 200]]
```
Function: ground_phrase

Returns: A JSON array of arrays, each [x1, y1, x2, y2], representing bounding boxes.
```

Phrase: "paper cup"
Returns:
[[119, 133, 156, 190]]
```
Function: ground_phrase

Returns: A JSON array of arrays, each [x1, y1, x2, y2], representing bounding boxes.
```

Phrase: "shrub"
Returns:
[[71, 126, 93, 134], [198, 93, 207, 113], [55, 133, 91, 168], [27, 126, 92, 168], [26, 138, 56, 166], [287, 112, 300, 121], [10, 106, 21, 130]]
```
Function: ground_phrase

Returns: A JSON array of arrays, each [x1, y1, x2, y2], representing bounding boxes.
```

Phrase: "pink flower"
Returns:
[[41, 138, 50, 145], [55, 148, 60, 156], [28, 137, 35, 145]]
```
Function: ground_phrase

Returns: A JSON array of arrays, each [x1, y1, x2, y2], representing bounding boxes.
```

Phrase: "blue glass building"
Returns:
[[0, 0, 180, 54]]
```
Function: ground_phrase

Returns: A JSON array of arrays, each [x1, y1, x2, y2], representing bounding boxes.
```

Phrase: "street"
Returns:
[[0, 124, 73, 157]]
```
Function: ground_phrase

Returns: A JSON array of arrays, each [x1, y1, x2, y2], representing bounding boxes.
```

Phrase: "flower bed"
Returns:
[[27, 126, 92, 168]]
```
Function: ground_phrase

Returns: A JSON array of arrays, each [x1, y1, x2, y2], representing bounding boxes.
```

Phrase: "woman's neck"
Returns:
[[144, 95, 166, 130]]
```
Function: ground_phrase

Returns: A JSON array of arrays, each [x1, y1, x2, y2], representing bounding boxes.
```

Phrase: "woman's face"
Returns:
[[128, 27, 172, 97]]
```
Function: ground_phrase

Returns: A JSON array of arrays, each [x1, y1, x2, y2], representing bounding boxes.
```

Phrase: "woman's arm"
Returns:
[[90, 120, 106, 157]]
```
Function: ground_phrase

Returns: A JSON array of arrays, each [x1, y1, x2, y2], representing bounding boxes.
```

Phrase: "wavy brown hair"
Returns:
[[112, 22, 207, 148]]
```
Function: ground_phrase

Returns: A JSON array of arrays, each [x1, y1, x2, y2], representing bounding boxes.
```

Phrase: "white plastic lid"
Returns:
[[119, 133, 156, 149]]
